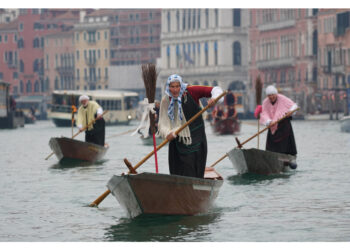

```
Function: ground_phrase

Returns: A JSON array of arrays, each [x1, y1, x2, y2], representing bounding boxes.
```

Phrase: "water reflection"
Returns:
[[49, 159, 108, 169], [227, 172, 294, 185], [104, 212, 220, 241]]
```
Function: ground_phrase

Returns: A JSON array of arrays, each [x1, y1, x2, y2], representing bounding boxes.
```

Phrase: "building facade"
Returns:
[[318, 9, 350, 117], [0, 20, 19, 95], [159, 9, 249, 115], [249, 9, 319, 115], [73, 10, 111, 90]]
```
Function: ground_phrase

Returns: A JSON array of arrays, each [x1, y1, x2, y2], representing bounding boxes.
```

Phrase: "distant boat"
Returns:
[[140, 135, 163, 146], [107, 168, 223, 218], [0, 81, 25, 129], [49, 137, 108, 163], [227, 148, 296, 175], [212, 118, 241, 135], [340, 116, 350, 133], [48, 90, 139, 127]]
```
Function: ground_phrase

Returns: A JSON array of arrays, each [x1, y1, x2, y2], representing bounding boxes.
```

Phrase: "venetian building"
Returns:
[[317, 9, 350, 117], [159, 9, 249, 116], [73, 10, 111, 90], [249, 9, 319, 115]]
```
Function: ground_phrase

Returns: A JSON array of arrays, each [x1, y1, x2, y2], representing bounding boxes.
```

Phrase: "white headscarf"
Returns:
[[79, 95, 89, 102], [165, 74, 188, 122], [266, 85, 278, 95]]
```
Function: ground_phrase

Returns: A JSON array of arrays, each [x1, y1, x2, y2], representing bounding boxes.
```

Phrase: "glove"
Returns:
[[254, 105, 262, 118]]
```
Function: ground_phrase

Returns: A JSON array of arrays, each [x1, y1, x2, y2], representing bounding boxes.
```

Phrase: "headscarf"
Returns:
[[79, 95, 89, 102], [164, 74, 188, 122], [265, 85, 278, 95]]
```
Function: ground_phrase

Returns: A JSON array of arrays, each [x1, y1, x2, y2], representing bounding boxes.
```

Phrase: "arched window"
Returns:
[[34, 80, 39, 92], [312, 30, 318, 56], [26, 80, 32, 93], [233, 41, 241, 65], [203, 81, 209, 86], [20, 80, 24, 93], [228, 81, 245, 91], [213, 80, 218, 86], [54, 77, 59, 90], [20, 60, 24, 73]]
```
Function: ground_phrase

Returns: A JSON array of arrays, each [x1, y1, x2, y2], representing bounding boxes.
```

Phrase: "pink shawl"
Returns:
[[259, 94, 296, 134]]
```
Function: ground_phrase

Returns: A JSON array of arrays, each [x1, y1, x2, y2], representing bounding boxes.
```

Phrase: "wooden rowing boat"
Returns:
[[212, 118, 241, 135], [107, 168, 223, 218], [227, 148, 296, 175], [49, 137, 108, 163]]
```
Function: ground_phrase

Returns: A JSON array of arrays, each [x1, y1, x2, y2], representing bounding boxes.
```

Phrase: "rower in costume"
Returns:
[[255, 85, 298, 161], [76, 95, 105, 146], [157, 74, 224, 178]]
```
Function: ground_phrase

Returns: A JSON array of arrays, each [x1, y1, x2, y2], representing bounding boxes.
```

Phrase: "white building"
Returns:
[[158, 9, 250, 116]]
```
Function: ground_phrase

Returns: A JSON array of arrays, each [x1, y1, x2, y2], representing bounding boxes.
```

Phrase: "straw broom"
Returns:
[[141, 63, 159, 172]]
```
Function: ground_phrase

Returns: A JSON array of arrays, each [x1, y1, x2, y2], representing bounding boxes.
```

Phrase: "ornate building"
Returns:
[[159, 9, 250, 116]]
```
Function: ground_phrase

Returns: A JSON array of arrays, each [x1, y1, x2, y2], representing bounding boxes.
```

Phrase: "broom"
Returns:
[[141, 63, 159, 173], [255, 75, 263, 149]]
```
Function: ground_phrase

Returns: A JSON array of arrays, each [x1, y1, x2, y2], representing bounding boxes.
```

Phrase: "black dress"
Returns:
[[266, 117, 297, 156], [168, 92, 207, 178], [85, 114, 105, 146]]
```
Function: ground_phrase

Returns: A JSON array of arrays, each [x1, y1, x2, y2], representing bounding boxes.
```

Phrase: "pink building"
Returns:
[[317, 9, 350, 116], [0, 20, 19, 95], [108, 9, 161, 65], [249, 9, 319, 114]]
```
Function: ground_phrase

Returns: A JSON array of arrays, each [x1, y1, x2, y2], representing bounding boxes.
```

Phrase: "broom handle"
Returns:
[[208, 108, 299, 168]]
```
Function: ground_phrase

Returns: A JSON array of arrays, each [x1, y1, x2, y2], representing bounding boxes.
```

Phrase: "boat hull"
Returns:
[[107, 171, 223, 218], [212, 118, 241, 135], [49, 137, 108, 163], [140, 135, 164, 146], [340, 116, 350, 133], [228, 148, 296, 175]]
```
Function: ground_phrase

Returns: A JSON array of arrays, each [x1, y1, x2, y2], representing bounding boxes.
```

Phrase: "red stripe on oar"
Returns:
[[152, 133, 159, 173]]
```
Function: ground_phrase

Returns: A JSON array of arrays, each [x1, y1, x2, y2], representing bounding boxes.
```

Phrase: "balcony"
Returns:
[[85, 58, 97, 66], [322, 65, 331, 74], [332, 64, 346, 74], [257, 57, 295, 69], [87, 78, 98, 86], [55, 66, 74, 76], [258, 19, 296, 32], [87, 39, 97, 44], [7, 61, 17, 68]]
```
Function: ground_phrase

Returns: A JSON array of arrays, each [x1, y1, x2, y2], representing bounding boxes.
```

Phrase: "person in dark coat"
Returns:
[[157, 74, 224, 178]]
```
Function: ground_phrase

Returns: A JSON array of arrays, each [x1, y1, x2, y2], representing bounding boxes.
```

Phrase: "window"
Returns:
[[215, 9, 218, 27], [0, 72, 3, 80], [105, 68, 108, 79], [198, 9, 201, 29], [214, 41, 218, 65], [77, 69, 80, 80], [26, 80, 32, 93], [167, 11, 171, 32], [204, 42, 208, 66], [233, 41, 241, 65], [205, 9, 209, 28], [183, 9, 186, 30], [20, 60, 24, 72], [233, 9, 241, 27], [34, 81, 39, 92], [193, 9, 196, 29], [176, 11, 180, 31]]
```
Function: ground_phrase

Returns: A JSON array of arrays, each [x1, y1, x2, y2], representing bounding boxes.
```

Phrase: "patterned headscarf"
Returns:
[[165, 74, 188, 121]]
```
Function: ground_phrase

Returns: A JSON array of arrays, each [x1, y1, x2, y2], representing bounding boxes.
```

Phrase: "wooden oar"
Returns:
[[88, 90, 228, 207], [45, 110, 108, 160], [208, 108, 300, 168]]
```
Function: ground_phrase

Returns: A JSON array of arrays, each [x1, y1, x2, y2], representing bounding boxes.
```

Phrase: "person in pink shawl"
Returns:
[[254, 85, 298, 168]]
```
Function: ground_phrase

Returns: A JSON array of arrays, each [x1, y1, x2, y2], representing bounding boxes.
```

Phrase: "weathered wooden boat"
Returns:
[[49, 137, 108, 163], [340, 115, 350, 133], [107, 167, 223, 218], [212, 118, 241, 135], [140, 135, 163, 146], [227, 148, 296, 175]]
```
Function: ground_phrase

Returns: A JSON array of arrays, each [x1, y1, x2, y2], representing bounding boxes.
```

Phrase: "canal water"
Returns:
[[0, 118, 350, 242]]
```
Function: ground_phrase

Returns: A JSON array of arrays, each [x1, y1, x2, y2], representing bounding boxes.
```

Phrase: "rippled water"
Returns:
[[1, 118, 350, 241]]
